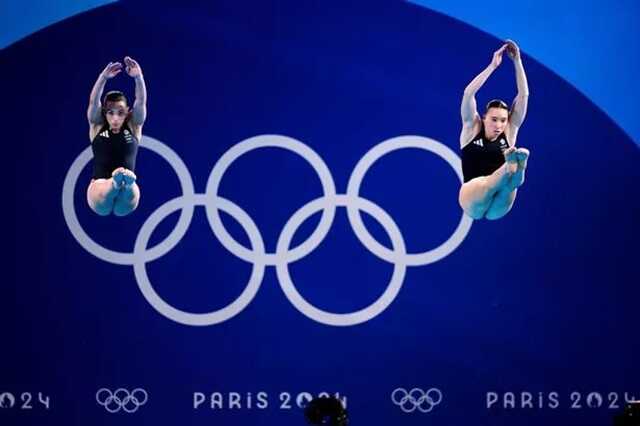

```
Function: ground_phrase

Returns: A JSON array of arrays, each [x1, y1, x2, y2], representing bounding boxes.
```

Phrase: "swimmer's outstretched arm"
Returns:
[[124, 56, 147, 126], [87, 62, 122, 125], [505, 40, 529, 129], [460, 44, 507, 133]]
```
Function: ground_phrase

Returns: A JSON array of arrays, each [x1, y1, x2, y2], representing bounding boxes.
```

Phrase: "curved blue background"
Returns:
[[1, 0, 638, 425], [410, 0, 640, 145], [0, 0, 118, 49], [3, 0, 639, 145]]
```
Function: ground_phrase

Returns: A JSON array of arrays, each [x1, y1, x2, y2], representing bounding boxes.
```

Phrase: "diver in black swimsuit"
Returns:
[[458, 40, 530, 220], [86, 57, 147, 216]]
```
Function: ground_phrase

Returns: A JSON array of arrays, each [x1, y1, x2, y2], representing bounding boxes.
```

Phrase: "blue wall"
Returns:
[[1, 1, 638, 425]]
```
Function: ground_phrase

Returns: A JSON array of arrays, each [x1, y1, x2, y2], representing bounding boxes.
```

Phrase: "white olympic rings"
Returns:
[[391, 387, 443, 413], [96, 388, 148, 413], [62, 134, 472, 326]]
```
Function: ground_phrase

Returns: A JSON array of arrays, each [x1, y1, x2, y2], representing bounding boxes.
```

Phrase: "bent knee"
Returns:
[[459, 199, 487, 220], [464, 207, 487, 220], [113, 199, 139, 217], [484, 211, 505, 220], [484, 205, 512, 220], [459, 182, 491, 220], [88, 201, 113, 216], [459, 178, 491, 202], [113, 204, 137, 217]]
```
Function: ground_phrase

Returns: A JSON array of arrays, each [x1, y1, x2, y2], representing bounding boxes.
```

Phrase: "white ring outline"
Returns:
[[133, 194, 266, 326], [347, 136, 472, 266], [205, 134, 337, 265], [276, 195, 406, 326], [62, 136, 195, 265]]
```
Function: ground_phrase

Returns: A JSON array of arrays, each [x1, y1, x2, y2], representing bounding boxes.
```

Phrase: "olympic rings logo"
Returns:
[[391, 388, 443, 413], [96, 388, 148, 413], [63, 134, 472, 326]]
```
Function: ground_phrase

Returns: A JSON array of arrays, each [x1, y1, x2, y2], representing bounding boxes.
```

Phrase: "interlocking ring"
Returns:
[[96, 388, 148, 413], [63, 134, 472, 326], [391, 387, 443, 413]]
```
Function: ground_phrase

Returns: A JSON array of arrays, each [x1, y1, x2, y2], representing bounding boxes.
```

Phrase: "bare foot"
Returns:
[[120, 169, 137, 187], [503, 146, 518, 176], [111, 167, 127, 188], [510, 147, 530, 188], [516, 147, 530, 170]]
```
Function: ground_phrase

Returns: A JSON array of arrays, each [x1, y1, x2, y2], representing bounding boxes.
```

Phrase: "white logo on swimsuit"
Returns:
[[473, 139, 483, 147], [124, 129, 134, 144], [62, 134, 473, 327], [100, 130, 109, 138]]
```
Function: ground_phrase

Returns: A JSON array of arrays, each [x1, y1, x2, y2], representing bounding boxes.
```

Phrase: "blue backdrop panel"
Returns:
[[1, 1, 638, 425]]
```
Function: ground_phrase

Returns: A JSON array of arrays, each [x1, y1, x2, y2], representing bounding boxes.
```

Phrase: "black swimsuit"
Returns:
[[91, 123, 139, 179], [461, 125, 509, 182]]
